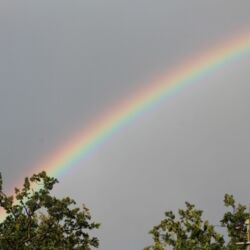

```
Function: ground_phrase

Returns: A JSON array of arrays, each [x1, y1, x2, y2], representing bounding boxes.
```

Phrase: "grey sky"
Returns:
[[1, 1, 250, 249]]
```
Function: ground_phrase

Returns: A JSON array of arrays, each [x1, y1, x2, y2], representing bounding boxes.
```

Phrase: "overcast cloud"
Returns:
[[1, 1, 250, 249]]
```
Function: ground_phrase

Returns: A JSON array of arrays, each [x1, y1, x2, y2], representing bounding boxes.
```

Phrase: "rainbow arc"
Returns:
[[1, 31, 250, 221]]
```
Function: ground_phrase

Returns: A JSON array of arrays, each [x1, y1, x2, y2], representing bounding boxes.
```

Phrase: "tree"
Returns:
[[0, 171, 100, 250], [221, 194, 249, 249], [145, 194, 249, 250]]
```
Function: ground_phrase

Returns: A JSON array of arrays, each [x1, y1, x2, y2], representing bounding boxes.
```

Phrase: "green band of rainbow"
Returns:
[[1, 32, 250, 221]]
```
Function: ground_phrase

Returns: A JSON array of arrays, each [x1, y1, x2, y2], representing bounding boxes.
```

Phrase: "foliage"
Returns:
[[145, 195, 249, 250], [221, 194, 249, 249], [0, 171, 249, 250], [0, 171, 99, 250]]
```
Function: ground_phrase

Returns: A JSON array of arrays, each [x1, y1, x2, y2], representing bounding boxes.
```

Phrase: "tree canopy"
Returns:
[[0, 171, 249, 250], [0, 171, 99, 250], [144, 194, 249, 250]]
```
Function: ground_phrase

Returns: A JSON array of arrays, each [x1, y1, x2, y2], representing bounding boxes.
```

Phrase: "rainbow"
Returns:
[[1, 31, 250, 221], [45, 32, 250, 178]]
